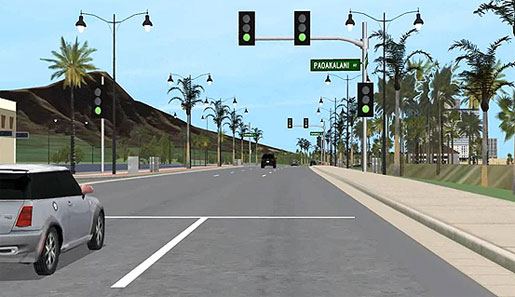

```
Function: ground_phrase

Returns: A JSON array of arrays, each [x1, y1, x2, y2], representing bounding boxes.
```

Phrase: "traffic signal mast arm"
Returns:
[[255, 36, 365, 49]]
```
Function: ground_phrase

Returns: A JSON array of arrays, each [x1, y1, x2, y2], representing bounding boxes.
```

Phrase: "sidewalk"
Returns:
[[312, 166, 515, 274]]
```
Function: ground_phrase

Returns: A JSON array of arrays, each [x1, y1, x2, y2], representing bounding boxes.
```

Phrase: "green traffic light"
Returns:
[[298, 33, 306, 42], [362, 105, 370, 114], [95, 106, 102, 115], [243, 33, 251, 42]]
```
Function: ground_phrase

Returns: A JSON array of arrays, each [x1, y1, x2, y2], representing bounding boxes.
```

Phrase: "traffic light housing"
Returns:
[[294, 11, 310, 46], [287, 117, 293, 129], [303, 117, 309, 129], [239, 11, 255, 46], [92, 85, 103, 118], [357, 82, 374, 117]]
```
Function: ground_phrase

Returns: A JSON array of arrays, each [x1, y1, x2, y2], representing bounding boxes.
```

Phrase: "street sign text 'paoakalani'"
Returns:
[[310, 59, 360, 72], [310, 131, 323, 136]]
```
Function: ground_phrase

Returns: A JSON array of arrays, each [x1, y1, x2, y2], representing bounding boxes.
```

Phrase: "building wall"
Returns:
[[0, 98, 16, 164]]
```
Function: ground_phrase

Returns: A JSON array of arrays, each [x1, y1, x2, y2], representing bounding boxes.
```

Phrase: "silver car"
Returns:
[[0, 164, 104, 275]]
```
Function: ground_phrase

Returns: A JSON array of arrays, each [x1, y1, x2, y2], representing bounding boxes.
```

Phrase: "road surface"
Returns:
[[0, 166, 494, 296]]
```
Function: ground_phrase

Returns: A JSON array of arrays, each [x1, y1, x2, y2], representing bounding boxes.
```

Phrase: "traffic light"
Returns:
[[303, 117, 309, 129], [294, 11, 310, 46], [287, 117, 293, 129], [239, 11, 255, 46], [357, 82, 374, 117], [92, 85, 103, 118]]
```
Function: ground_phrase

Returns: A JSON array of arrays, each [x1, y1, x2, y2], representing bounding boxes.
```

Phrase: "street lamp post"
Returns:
[[346, 8, 424, 175], [48, 118, 58, 164], [324, 73, 359, 168], [76, 9, 153, 174], [83, 121, 93, 164], [168, 73, 213, 169]]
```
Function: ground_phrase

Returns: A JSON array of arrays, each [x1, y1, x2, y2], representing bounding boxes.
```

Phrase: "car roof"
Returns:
[[0, 164, 69, 174]]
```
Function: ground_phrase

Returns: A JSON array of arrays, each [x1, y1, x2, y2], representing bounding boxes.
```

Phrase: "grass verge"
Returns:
[[407, 177, 515, 203]]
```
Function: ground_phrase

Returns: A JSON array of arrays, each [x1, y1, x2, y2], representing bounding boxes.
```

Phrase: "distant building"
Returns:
[[488, 138, 497, 159], [0, 98, 16, 163], [453, 137, 498, 161]]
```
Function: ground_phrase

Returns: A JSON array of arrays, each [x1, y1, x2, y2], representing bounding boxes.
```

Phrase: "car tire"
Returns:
[[88, 211, 105, 250], [261, 165, 264, 168], [34, 227, 60, 275], [273, 165, 276, 168]]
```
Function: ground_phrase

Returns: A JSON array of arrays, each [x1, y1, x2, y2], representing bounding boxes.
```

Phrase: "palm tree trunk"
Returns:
[[186, 113, 191, 169], [394, 90, 400, 176], [217, 125, 221, 167], [481, 110, 488, 187], [512, 136, 515, 194], [451, 132, 454, 165], [70, 87, 76, 174], [437, 101, 442, 175], [468, 136, 472, 165]]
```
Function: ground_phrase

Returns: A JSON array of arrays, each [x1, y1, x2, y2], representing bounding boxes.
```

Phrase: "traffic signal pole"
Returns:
[[361, 22, 368, 173]]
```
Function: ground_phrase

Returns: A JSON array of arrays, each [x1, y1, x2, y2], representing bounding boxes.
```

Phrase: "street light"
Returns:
[[319, 98, 324, 106], [346, 7, 424, 175], [167, 74, 173, 85], [244, 108, 249, 115], [316, 108, 321, 115], [233, 98, 238, 107], [76, 9, 153, 174], [173, 112, 177, 119], [325, 75, 331, 86], [48, 118, 59, 164]]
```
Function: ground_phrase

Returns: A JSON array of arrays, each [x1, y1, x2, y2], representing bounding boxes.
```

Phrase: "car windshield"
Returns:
[[0, 173, 30, 199]]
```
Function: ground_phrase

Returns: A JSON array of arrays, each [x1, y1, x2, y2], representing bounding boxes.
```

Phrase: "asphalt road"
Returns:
[[0, 166, 494, 297]]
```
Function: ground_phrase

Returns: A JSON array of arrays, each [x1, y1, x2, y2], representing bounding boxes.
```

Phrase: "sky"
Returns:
[[1, 0, 514, 156]]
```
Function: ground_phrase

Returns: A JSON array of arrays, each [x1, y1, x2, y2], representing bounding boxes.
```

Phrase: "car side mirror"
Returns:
[[81, 185, 94, 197]]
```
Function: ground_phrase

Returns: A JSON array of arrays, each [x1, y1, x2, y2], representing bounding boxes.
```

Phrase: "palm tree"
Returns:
[[204, 100, 230, 166], [458, 112, 482, 164], [226, 110, 243, 165], [252, 128, 263, 164], [475, 1, 515, 36], [445, 111, 461, 164], [297, 138, 305, 164], [371, 29, 432, 176], [41, 37, 97, 174], [450, 37, 514, 185], [237, 122, 248, 162], [168, 77, 204, 169], [496, 90, 515, 192]]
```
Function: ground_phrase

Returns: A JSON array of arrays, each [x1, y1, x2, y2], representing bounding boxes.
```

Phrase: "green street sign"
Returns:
[[310, 131, 323, 136], [243, 132, 257, 137], [310, 59, 361, 72]]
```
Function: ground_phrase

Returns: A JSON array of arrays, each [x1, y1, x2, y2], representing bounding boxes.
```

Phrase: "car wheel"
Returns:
[[273, 165, 277, 168], [88, 211, 105, 250], [261, 165, 264, 168], [34, 227, 60, 275]]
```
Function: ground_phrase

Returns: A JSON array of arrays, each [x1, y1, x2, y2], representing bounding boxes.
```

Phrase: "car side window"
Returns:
[[30, 171, 82, 199]]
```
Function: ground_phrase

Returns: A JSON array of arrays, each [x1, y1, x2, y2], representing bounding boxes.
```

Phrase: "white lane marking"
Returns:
[[269, 171, 272, 174], [106, 216, 355, 219], [213, 174, 220, 177], [262, 174, 267, 177], [111, 217, 208, 289], [230, 171, 234, 174]]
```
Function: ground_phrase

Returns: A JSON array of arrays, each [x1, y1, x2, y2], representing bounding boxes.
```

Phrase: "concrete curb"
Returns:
[[312, 167, 515, 274]]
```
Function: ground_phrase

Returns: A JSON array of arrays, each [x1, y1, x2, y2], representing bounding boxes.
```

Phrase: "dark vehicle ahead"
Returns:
[[261, 154, 276, 168]]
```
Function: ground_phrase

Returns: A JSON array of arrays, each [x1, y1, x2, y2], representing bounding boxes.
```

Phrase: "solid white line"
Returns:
[[111, 217, 208, 289], [106, 216, 355, 219]]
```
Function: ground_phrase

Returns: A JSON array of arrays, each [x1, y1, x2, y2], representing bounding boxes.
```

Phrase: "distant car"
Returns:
[[309, 160, 318, 166], [261, 153, 276, 168], [0, 165, 104, 275], [291, 160, 299, 166]]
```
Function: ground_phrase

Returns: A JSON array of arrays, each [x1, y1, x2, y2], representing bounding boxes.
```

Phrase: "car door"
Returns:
[[57, 172, 92, 243]]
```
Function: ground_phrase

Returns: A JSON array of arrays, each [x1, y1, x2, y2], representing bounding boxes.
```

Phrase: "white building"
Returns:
[[488, 138, 497, 159], [0, 98, 16, 163]]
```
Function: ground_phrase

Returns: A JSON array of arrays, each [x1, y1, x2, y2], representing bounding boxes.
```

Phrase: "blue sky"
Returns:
[[1, 0, 514, 156]]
